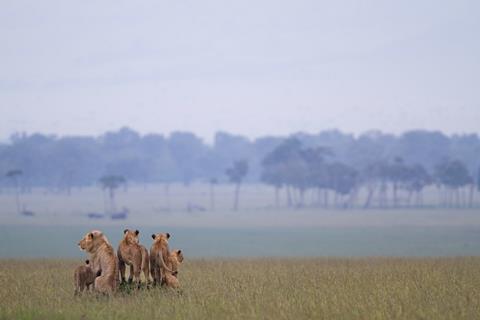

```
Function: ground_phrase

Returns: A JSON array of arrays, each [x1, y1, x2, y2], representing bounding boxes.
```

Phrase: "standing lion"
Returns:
[[150, 232, 173, 286], [78, 230, 118, 294], [117, 229, 150, 286]]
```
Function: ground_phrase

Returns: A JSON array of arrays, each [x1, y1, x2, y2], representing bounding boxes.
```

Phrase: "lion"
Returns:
[[149, 232, 173, 286], [117, 229, 150, 286], [78, 230, 118, 294], [164, 249, 184, 288], [73, 259, 96, 295]]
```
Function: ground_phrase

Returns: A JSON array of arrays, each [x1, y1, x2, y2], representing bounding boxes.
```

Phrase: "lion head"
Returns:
[[171, 249, 183, 263], [78, 230, 109, 253], [151, 232, 170, 245], [123, 229, 140, 245], [169, 249, 184, 271]]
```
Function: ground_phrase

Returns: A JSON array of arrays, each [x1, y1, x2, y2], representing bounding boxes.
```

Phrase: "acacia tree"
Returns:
[[260, 138, 304, 208], [5, 169, 23, 215], [435, 160, 472, 207], [225, 160, 249, 211], [301, 146, 332, 207], [327, 162, 358, 208], [99, 175, 126, 213], [262, 140, 347, 209], [404, 164, 431, 207]]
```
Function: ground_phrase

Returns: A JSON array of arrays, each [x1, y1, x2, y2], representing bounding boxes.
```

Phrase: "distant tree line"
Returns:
[[0, 127, 479, 208], [261, 138, 478, 209]]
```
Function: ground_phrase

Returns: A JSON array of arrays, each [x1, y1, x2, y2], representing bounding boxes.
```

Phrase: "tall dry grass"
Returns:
[[0, 257, 479, 319]]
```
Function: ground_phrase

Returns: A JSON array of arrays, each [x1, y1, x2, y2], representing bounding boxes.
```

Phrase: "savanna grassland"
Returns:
[[1, 257, 480, 320], [2, 185, 480, 319]]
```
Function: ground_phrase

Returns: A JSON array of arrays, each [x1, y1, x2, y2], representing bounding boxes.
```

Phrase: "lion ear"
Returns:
[[177, 250, 182, 254], [88, 233, 94, 239], [151, 234, 156, 239], [123, 229, 128, 234], [166, 233, 170, 239], [135, 230, 139, 236]]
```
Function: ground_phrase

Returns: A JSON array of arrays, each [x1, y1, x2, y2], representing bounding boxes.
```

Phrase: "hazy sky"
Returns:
[[1, 0, 479, 142]]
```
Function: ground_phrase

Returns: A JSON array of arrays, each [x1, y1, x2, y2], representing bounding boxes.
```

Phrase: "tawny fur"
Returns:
[[164, 249, 184, 288], [78, 230, 118, 294], [73, 260, 95, 295], [139, 244, 150, 284], [117, 229, 145, 286], [149, 233, 173, 286]]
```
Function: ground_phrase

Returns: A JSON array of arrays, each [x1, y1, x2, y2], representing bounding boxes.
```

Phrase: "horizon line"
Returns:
[[2, 126, 479, 145]]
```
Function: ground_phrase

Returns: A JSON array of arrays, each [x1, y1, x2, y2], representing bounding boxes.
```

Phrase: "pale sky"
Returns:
[[1, 0, 479, 143]]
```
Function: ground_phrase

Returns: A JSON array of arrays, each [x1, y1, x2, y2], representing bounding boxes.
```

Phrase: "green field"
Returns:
[[1, 258, 479, 320], [1, 184, 480, 319]]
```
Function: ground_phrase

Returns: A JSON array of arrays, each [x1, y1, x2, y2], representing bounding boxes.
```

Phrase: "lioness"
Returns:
[[150, 232, 173, 286], [78, 230, 118, 294], [164, 249, 184, 288], [73, 259, 95, 295], [117, 229, 150, 286]]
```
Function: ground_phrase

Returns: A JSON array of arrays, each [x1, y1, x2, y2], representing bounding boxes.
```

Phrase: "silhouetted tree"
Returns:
[[435, 160, 473, 207], [404, 164, 431, 207], [225, 160, 249, 211], [261, 138, 304, 207], [302, 147, 332, 207], [99, 175, 126, 213], [327, 162, 358, 208], [5, 169, 22, 214], [0, 128, 478, 211]]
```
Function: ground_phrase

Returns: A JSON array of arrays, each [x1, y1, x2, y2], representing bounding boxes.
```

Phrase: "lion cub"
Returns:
[[164, 249, 184, 288], [74, 259, 96, 295]]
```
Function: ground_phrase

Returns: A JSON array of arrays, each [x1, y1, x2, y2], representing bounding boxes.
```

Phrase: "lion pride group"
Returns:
[[74, 229, 183, 295]]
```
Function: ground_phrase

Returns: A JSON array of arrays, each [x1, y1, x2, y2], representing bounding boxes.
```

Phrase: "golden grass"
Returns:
[[0, 257, 479, 319]]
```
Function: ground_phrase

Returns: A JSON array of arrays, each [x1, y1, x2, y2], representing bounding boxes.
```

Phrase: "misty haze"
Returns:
[[1, 1, 480, 319]]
